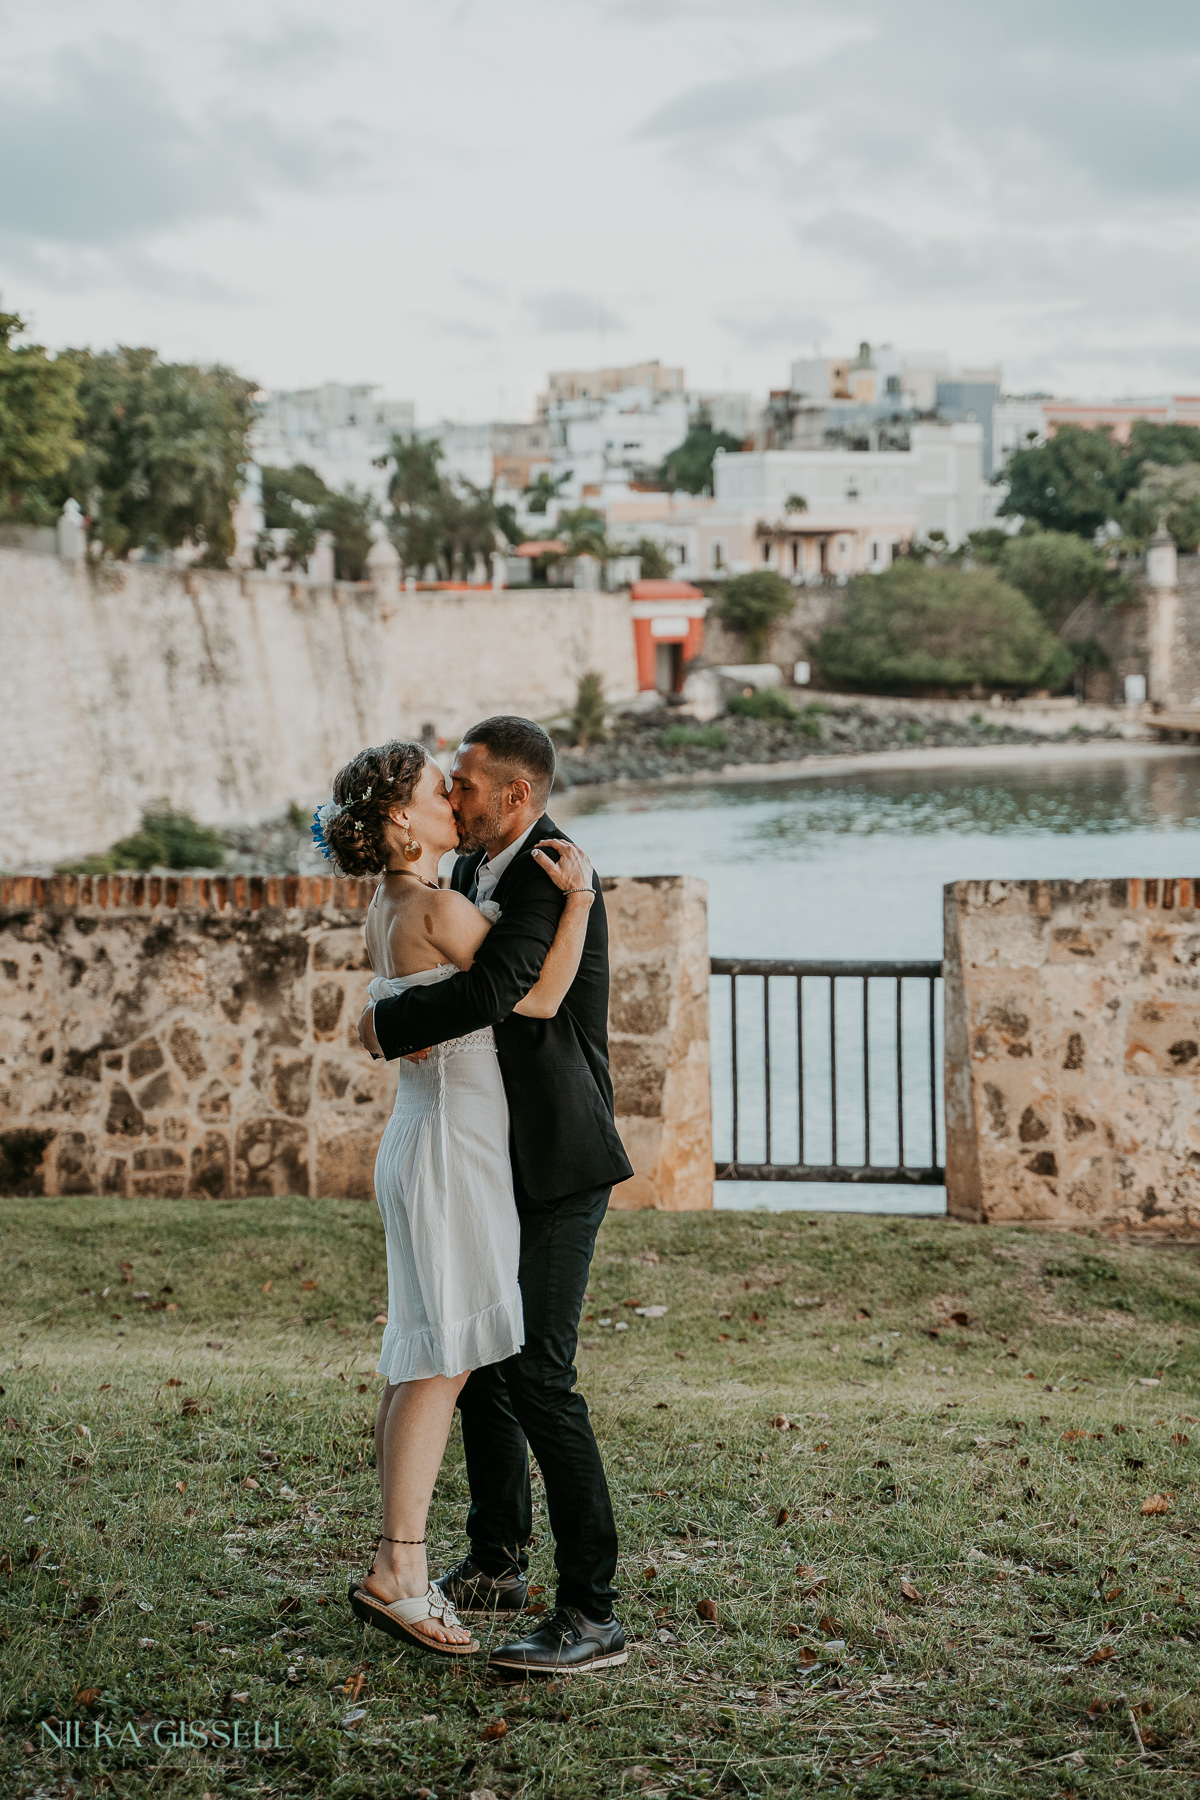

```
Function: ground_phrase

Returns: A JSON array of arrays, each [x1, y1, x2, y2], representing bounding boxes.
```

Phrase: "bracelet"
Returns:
[[565, 887, 593, 896]]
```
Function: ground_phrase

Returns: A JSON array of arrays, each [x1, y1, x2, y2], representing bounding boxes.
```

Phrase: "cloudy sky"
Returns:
[[4, 0, 1199, 419]]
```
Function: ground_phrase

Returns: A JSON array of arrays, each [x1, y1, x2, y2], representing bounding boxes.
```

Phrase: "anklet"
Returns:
[[379, 1534, 426, 1545]]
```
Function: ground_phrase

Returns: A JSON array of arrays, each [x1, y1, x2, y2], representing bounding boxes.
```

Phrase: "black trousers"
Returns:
[[455, 1180, 618, 1619]]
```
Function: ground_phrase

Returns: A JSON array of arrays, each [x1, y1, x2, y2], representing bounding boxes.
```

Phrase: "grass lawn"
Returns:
[[1, 1197, 1198, 1799]]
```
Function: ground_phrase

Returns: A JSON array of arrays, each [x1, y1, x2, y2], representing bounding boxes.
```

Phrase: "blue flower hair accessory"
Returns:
[[311, 800, 348, 872]]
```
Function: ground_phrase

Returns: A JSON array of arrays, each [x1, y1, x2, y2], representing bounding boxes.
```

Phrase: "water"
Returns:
[[559, 748, 1200, 1214]]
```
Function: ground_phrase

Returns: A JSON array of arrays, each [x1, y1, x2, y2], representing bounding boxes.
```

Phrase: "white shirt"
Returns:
[[473, 821, 538, 909]]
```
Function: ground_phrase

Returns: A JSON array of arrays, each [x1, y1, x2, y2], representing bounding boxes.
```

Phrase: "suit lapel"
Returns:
[[453, 850, 486, 897], [491, 812, 554, 909]]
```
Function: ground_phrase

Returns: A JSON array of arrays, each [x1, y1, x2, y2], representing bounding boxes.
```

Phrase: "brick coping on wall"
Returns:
[[0, 873, 378, 914], [0, 872, 642, 917]]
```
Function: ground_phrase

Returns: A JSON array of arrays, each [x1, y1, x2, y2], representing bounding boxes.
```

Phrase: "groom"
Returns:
[[359, 714, 633, 1673]]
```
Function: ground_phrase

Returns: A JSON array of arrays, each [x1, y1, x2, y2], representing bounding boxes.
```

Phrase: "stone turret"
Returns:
[[1146, 517, 1179, 704]]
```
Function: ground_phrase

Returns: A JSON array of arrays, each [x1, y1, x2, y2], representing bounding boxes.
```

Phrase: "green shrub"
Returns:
[[726, 687, 797, 720], [818, 562, 1072, 694], [59, 806, 226, 874], [714, 570, 795, 660], [659, 724, 730, 751], [999, 529, 1132, 630], [571, 670, 608, 747]]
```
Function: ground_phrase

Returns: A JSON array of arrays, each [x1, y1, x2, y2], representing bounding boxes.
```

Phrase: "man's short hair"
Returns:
[[462, 715, 556, 806]]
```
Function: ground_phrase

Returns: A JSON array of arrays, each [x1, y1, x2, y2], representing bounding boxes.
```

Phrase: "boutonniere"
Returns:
[[476, 899, 502, 924]]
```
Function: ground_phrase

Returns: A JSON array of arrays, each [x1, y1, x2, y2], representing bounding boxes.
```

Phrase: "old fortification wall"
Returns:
[[944, 877, 1200, 1237], [0, 872, 710, 1212], [0, 549, 637, 868]]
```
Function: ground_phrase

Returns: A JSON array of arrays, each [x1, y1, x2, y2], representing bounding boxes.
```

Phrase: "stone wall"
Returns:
[[702, 586, 844, 681], [604, 876, 712, 1211], [0, 548, 637, 868], [944, 877, 1200, 1238], [0, 872, 711, 1211]]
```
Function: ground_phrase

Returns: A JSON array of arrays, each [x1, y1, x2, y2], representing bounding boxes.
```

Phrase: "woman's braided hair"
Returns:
[[324, 740, 427, 877]]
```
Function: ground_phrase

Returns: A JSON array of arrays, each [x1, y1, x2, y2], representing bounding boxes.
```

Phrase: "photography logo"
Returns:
[[40, 1718, 287, 1751]]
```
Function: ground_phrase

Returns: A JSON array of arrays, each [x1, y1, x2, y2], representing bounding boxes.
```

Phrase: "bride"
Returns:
[[314, 739, 595, 1658]]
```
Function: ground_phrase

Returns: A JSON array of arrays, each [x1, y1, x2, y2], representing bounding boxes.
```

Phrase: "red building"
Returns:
[[630, 579, 709, 693]]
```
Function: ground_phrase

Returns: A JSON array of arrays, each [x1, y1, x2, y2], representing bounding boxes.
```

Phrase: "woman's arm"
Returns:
[[513, 839, 595, 1019]]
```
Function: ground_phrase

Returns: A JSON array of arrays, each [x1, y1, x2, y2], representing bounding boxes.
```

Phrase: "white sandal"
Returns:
[[348, 1576, 480, 1657]]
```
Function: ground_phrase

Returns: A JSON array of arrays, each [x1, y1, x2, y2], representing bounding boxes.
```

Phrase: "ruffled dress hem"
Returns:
[[376, 1290, 524, 1383]]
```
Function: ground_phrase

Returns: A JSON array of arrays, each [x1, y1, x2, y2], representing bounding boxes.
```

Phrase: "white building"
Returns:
[[541, 383, 690, 502], [252, 382, 415, 500], [605, 422, 985, 582]]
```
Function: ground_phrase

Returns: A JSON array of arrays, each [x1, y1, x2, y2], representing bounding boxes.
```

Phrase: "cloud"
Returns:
[[524, 290, 628, 334], [427, 314, 498, 342], [717, 308, 831, 350], [221, 18, 343, 79], [0, 39, 365, 251], [638, 60, 835, 139]]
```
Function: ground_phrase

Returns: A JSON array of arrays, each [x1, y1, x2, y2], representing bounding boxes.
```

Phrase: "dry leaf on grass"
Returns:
[[775, 1507, 790, 1527], [480, 1718, 508, 1741], [1061, 1430, 1088, 1442], [175, 1481, 186, 1494], [695, 1598, 719, 1623], [301, 1280, 318, 1291], [165, 1378, 182, 1388], [798, 1644, 817, 1667], [770, 1414, 790, 1430], [341, 1706, 367, 1729], [192, 1621, 215, 1636], [899, 1578, 923, 1604], [1086, 1697, 1108, 1720], [73, 1688, 101, 1708], [1081, 1644, 1114, 1665], [1140, 1494, 1173, 1515]]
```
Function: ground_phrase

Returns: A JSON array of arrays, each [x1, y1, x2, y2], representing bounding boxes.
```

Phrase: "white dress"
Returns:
[[368, 963, 524, 1383]]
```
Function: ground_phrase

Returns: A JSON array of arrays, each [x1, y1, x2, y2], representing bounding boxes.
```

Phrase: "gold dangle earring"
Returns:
[[402, 827, 423, 864]]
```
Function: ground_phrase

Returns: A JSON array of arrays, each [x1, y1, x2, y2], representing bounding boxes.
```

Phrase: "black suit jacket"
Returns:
[[372, 812, 633, 1203]]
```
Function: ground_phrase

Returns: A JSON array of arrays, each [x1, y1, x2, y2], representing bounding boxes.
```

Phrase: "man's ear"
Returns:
[[507, 777, 532, 810]]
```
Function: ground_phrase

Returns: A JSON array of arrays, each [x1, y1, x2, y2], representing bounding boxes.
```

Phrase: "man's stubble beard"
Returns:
[[454, 792, 506, 856]]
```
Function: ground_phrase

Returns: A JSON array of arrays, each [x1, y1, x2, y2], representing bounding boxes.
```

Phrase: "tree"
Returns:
[[1121, 462, 1200, 552], [817, 563, 1072, 694], [317, 486, 376, 581], [555, 506, 609, 559], [658, 419, 744, 495], [998, 529, 1132, 631], [571, 671, 608, 747], [784, 493, 808, 514], [997, 423, 1125, 539], [381, 433, 502, 580], [626, 536, 672, 579], [0, 311, 82, 523], [259, 464, 377, 577], [524, 469, 571, 514], [54, 347, 255, 563], [1124, 421, 1200, 483], [715, 570, 795, 662]]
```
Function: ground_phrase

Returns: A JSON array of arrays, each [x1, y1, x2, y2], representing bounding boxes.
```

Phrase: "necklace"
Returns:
[[386, 867, 439, 891]]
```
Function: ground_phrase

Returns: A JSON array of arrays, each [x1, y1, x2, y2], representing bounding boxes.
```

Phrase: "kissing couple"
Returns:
[[312, 715, 633, 1674]]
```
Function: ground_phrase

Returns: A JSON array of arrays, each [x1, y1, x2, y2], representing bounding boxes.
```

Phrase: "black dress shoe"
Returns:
[[433, 1556, 528, 1616], [487, 1605, 627, 1675]]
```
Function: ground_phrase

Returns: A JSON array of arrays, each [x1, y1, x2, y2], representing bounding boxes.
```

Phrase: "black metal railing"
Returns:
[[710, 959, 944, 1184]]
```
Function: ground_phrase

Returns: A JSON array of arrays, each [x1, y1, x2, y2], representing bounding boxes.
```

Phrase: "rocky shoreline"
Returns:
[[553, 698, 1128, 789]]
